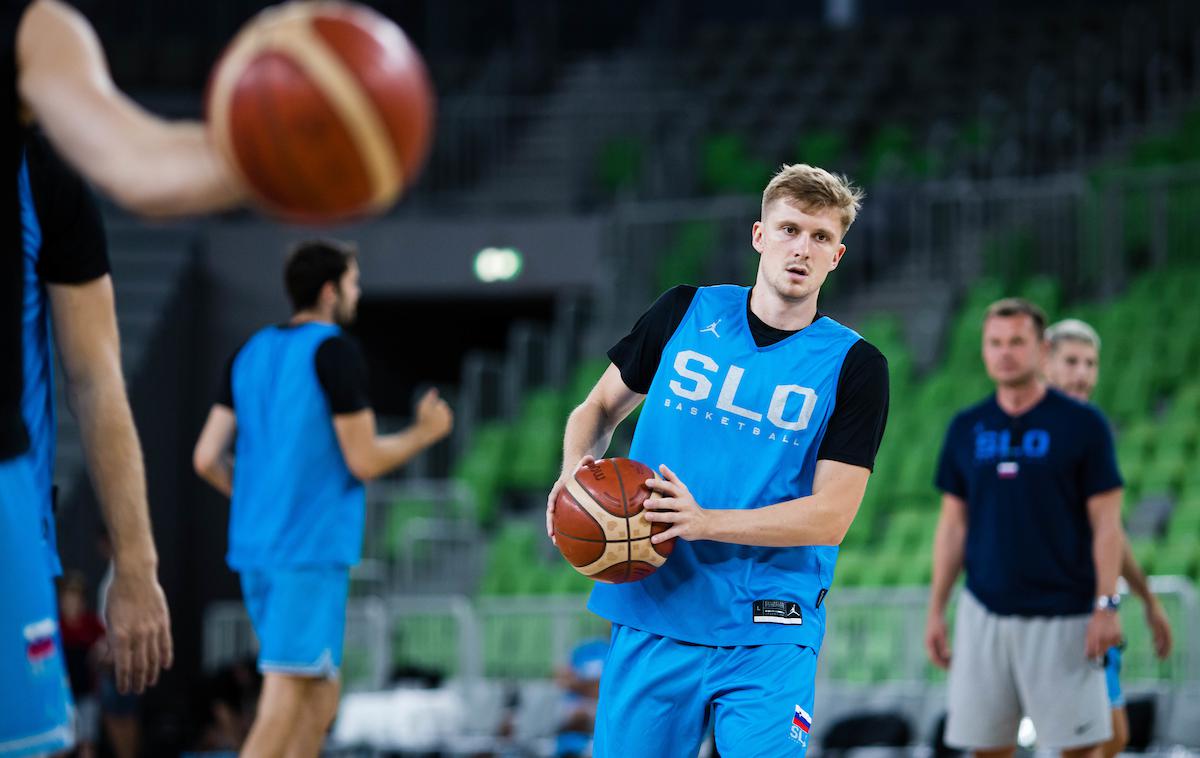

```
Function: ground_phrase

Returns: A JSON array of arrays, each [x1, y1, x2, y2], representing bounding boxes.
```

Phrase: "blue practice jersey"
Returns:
[[935, 388, 1123, 616], [17, 152, 57, 575], [16, 136, 110, 576], [227, 323, 366, 570], [589, 285, 864, 648]]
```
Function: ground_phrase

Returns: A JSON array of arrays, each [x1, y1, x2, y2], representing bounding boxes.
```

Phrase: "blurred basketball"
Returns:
[[206, 1, 434, 224], [553, 458, 675, 583]]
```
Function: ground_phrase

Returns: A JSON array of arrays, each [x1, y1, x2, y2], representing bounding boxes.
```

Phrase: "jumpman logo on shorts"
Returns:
[[700, 319, 721, 338]]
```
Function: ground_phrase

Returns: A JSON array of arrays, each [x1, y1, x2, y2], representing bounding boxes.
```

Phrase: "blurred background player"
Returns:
[[546, 164, 889, 757], [58, 571, 105, 758], [192, 240, 454, 758], [1044, 318, 1174, 757], [3, 0, 243, 751], [926, 299, 1126, 758], [552, 635, 608, 758]]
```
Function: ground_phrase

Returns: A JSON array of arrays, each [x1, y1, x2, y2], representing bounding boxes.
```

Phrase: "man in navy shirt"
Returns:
[[926, 298, 1125, 757], [193, 240, 453, 758], [1044, 318, 1173, 757]]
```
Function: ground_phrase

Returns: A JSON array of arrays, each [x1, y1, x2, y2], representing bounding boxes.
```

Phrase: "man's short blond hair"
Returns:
[[1046, 318, 1101, 352], [761, 163, 865, 236]]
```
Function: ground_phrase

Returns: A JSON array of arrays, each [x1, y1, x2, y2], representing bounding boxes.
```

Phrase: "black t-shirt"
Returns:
[[217, 331, 372, 415], [1, 1, 34, 460], [608, 285, 890, 470], [25, 130, 109, 284], [935, 389, 1123, 616]]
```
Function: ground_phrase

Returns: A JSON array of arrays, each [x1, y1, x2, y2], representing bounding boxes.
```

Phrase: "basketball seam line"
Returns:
[[611, 461, 632, 583]]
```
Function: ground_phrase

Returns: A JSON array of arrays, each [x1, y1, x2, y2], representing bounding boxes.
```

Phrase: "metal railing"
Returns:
[[203, 577, 1200, 688]]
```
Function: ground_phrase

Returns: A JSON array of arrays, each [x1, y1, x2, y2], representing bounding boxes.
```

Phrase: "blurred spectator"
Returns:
[[189, 658, 262, 755], [96, 530, 141, 758], [554, 637, 609, 758], [58, 571, 104, 758]]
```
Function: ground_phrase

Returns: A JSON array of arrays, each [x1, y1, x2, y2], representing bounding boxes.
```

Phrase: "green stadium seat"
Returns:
[[595, 137, 643, 194], [506, 388, 567, 491], [452, 422, 511, 524]]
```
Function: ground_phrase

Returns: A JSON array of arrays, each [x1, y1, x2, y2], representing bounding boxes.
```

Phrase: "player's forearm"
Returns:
[[197, 455, 234, 499], [1119, 537, 1154, 603], [928, 516, 965, 615], [356, 424, 437, 480], [87, 120, 241, 218], [703, 491, 856, 548], [1092, 518, 1124, 597], [560, 400, 617, 476], [68, 375, 157, 571]]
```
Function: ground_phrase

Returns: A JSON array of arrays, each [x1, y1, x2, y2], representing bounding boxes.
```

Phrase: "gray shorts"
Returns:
[[946, 589, 1112, 751]]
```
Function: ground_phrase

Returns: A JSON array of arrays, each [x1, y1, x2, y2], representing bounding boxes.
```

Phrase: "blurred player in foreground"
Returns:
[[926, 299, 1126, 758], [1044, 318, 1174, 757], [3, 0, 244, 751], [548, 164, 889, 756], [194, 240, 453, 758]]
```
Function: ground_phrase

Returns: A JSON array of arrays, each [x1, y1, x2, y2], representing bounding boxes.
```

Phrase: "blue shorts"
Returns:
[[1105, 645, 1124, 708], [239, 566, 349, 678], [0, 456, 73, 756], [594, 624, 818, 758]]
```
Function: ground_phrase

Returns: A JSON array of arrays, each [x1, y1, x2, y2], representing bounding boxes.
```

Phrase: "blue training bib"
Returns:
[[588, 285, 861, 648]]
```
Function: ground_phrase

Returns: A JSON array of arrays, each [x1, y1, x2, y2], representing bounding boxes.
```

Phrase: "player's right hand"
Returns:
[[547, 456, 595, 543], [924, 612, 951, 669], [105, 565, 173, 694], [414, 388, 453, 443]]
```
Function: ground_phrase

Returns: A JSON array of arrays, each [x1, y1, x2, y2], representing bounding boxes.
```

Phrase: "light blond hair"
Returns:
[[761, 163, 865, 236], [1046, 318, 1101, 352]]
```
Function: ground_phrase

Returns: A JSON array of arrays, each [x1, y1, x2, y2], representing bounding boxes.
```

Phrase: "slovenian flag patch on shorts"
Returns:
[[792, 705, 812, 733]]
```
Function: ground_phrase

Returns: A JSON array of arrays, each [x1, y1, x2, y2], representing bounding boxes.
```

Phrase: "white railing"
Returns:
[[204, 577, 1200, 689]]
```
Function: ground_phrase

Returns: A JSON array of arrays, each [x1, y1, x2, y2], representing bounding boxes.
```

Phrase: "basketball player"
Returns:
[[925, 299, 1126, 758], [16, 127, 174, 704], [3, 1, 243, 752], [547, 164, 890, 757], [193, 240, 453, 758], [1044, 318, 1173, 757]]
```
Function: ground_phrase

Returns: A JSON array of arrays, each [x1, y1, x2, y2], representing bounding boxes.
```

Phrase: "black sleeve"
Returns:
[[816, 340, 890, 470], [25, 132, 110, 284], [606, 285, 698, 394], [315, 335, 372, 415]]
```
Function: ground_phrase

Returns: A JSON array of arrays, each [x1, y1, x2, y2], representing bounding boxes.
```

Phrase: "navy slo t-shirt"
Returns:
[[935, 388, 1123, 617]]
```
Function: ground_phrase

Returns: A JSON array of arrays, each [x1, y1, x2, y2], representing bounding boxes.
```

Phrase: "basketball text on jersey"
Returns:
[[665, 349, 819, 441]]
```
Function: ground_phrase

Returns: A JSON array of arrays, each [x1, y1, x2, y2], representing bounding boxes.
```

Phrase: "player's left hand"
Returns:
[[1145, 599, 1173, 659], [643, 464, 710, 543], [105, 565, 173, 694], [1085, 608, 1122, 659]]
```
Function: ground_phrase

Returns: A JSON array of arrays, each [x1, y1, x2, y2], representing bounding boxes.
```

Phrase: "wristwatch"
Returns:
[[1095, 594, 1122, 612]]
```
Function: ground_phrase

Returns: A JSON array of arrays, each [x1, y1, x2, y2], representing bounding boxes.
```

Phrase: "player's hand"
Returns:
[[547, 456, 596, 543], [924, 612, 952, 669], [643, 464, 709, 543], [104, 565, 173, 694], [1085, 609, 1122, 659], [414, 388, 453, 444], [1145, 599, 1173, 659]]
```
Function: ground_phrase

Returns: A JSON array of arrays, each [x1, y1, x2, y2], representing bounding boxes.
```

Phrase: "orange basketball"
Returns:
[[553, 458, 675, 584], [206, 1, 434, 224]]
